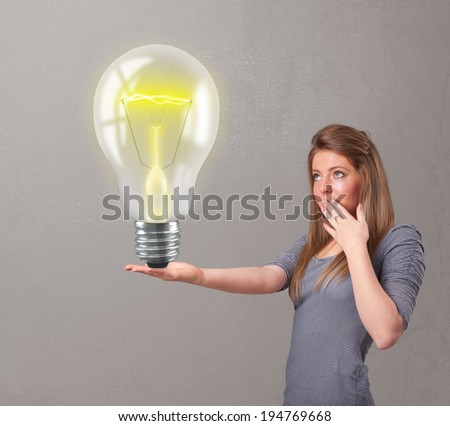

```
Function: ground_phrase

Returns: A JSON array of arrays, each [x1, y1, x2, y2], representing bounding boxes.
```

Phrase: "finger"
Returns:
[[124, 264, 148, 272], [324, 201, 335, 221], [356, 203, 366, 223], [323, 221, 336, 237], [324, 203, 341, 223], [327, 200, 349, 219], [124, 264, 141, 270], [124, 263, 182, 281], [125, 264, 167, 276]]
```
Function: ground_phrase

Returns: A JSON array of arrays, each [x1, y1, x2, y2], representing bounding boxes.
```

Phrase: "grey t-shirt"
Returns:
[[266, 224, 425, 406]]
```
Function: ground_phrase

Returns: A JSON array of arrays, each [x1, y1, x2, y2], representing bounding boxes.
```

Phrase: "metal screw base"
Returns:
[[134, 221, 180, 268]]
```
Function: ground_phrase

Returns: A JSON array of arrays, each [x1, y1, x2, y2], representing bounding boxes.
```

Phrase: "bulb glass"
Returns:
[[94, 45, 220, 222]]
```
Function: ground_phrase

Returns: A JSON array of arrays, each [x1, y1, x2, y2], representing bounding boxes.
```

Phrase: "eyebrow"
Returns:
[[311, 166, 351, 173]]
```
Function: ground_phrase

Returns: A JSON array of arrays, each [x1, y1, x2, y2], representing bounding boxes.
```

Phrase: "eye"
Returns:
[[312, 173, 321, 181], [334, 171, 345, 178]]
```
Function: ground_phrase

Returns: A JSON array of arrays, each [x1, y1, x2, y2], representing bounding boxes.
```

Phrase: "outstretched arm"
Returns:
[[124, 262, 287, 295]]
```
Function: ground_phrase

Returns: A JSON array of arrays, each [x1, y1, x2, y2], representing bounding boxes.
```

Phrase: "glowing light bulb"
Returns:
[[93, 45, 220, 267]]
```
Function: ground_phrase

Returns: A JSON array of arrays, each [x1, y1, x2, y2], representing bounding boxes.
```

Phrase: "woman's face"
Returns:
[[311, 150, 361, 217]]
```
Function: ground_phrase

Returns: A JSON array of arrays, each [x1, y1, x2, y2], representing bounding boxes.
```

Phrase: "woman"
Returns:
[[125, 124, 425, 405]]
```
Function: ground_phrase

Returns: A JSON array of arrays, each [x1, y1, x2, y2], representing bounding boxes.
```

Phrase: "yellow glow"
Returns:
[[123, 93, 191, 106], [120, 94, 192, 170], [145, 125, 168, 216], [151, 126, 161, 167], [146, 164, 169, 217], [121, 94, 192, 218]]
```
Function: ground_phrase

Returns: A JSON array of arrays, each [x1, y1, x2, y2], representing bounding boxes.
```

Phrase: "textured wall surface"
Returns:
[[1, 0, 449, 405]]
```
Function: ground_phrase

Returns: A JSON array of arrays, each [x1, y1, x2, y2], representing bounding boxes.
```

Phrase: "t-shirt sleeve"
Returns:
[[265, 235, 308, 291], [378, 224, 425, 330]]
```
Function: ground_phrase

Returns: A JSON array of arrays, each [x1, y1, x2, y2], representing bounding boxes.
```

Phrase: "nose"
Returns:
[[320, 182, 332, 195], [317, 182, 332, 208]]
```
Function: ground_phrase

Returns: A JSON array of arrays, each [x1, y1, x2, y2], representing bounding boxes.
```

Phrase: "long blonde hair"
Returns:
[[289, 124, 394, 302]]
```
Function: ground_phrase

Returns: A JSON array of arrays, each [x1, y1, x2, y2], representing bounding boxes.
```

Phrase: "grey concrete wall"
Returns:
[[1, 0, 449, 405]]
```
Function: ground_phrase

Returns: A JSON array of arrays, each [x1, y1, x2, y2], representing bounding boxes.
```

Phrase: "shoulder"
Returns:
[[379, 224, 424, 252], [278, 234, 308, 259], [293, 234, 308, 248], [265, 234, 307, 265], [373, 224, 425, 267]]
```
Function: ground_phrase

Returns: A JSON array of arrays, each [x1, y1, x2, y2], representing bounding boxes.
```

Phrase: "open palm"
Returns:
[[124, 261, 203, 284]]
